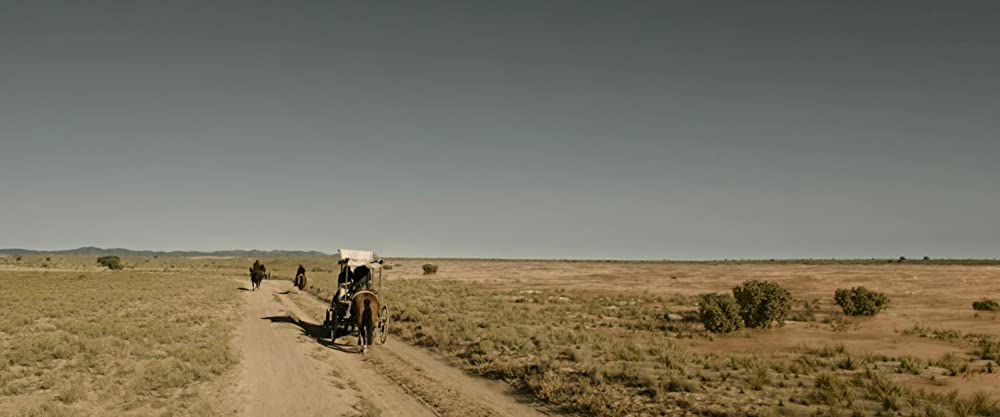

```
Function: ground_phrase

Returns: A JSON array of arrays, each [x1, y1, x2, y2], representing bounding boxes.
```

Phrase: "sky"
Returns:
[[1, 2, 998, 259]]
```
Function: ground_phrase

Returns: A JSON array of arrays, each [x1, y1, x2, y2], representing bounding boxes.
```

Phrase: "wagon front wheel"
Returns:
[[328, 311, 338, 341], [378, 305, 389, 344]]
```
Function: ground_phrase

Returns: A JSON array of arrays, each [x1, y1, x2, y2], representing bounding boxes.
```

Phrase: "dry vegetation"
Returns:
[[5, 254, 1000, 417], [0, 256, 239, 417], [297, 259, 1000, 417]]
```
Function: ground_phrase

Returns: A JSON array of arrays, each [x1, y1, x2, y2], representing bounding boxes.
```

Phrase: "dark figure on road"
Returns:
[[361, 298, 374, 350], [294, 264, 307, 290], [249, 260, 266, 290]]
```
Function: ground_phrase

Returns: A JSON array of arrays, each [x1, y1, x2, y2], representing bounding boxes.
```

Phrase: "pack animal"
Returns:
[[351, 291, 379, 351]]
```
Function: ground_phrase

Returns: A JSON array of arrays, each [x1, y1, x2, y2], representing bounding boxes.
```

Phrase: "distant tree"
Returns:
[[923, 256, 931, 261], [899, 256, 907, 262], [97, 256, 123, 270]]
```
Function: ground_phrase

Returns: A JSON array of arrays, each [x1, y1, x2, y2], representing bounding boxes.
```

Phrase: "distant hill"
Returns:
[[0, 246, 330, 257]]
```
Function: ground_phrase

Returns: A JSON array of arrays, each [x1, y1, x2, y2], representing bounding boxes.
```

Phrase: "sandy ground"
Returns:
[[235, 282, 361, 417], [235, 279, 547, 417], [380, 259, 1000, 392]]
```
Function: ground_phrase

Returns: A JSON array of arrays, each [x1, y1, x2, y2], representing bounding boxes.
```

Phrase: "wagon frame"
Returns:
[[323, 249, 389, 345]]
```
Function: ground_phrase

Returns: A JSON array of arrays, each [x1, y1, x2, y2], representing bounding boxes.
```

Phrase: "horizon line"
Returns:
[[1, 246, 996, 263]]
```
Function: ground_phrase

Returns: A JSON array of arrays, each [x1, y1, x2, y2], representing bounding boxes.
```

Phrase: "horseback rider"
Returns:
[[294, 264, 307, 289], [249, 260, 259, 279], [249, 260, 266, 290]]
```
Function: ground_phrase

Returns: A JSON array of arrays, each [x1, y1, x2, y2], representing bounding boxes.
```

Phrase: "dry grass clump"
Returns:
[[422, 264, 438, 274], [904, 325, 1000, 363], [0, 270, 239, 416]]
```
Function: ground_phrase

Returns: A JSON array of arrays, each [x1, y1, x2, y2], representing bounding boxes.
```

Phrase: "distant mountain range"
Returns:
[[0, 246, 330, 257]]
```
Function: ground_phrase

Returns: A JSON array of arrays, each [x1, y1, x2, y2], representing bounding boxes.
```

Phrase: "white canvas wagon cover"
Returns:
[[336, 249, 381, 269]]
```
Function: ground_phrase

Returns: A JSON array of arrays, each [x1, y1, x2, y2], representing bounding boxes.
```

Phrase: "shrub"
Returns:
[[96, 256, 123, 270], [972, 299, 1000, 312], [835, 287, 889, 316], [697, 293, 744, 333], [732, 280, 792, 328], [422, 264, 438, 274], [383, 265, 393, 270]]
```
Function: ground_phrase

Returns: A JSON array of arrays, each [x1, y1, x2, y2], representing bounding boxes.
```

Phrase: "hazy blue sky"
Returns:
[[2, 2, 998, 259]]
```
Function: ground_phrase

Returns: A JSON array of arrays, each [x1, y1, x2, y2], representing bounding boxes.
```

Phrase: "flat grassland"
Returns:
[[304, 259, 1000, 417], [4, 255, 1000, 417], [0, 256, 240, 417]]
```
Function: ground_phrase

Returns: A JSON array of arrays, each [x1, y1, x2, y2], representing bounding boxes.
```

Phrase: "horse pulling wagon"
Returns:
[[324, 249, 389, 348]]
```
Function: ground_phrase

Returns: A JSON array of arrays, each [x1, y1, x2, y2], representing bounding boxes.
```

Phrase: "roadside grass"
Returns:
[[286, 271, 1000, 417], [904, 325, 1000, 364], [0, 270, 239, 416], [321, 278, 999, 417]]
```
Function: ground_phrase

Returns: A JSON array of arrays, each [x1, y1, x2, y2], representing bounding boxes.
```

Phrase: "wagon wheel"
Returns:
[[378, 305, 389, 344], [329, 310, 339, 340]]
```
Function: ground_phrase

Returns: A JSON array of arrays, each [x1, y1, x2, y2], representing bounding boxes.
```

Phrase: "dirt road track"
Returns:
[[237, 280, 435, 417], [237, 280, 548, 417]]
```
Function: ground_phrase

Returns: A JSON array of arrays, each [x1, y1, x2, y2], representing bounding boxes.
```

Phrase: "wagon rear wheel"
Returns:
[[378, 305, 389, 344]]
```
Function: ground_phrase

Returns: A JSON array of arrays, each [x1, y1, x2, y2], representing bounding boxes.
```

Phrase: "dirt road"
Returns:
[[235, 279, 548, 417]]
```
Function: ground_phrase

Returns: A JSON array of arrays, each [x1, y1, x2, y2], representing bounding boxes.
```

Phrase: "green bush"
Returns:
[[834, 287, 889, 316], [732, 280, 792, 328], [973, 299, 1000, 312], [96, 256, 123, 270], [698, 293, 744, 333], [422, 264, 438, 274]]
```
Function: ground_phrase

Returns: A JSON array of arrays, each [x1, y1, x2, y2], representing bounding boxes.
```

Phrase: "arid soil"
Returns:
[[252, 279, 550, 417], [388, 259, 1000, 358], [4, 255, 1000, 417]]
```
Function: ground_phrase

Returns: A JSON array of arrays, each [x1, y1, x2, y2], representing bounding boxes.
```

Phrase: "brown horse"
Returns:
[[351, 291, 379, 351], [249, 261, 266, 291]]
